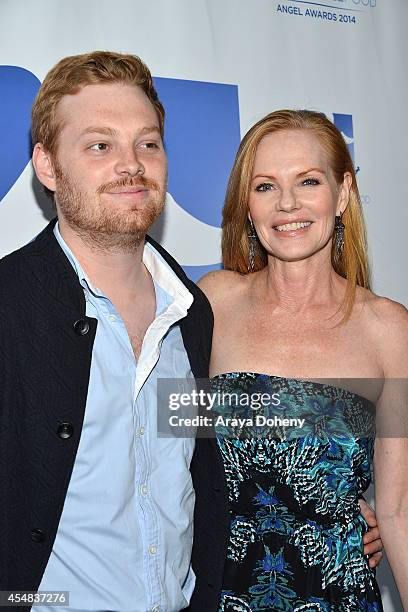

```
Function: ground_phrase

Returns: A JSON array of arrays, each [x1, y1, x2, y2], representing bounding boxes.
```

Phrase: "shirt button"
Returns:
[[57, 422, 74, 439], [73, 319, 90, 336], [30, 528, 46, 543], [149, 545, 157, 555], [139, 427, 145, 436], [108, 314, 116, 322], [151, 606, 159, 612], [140, 484, 148, 496]]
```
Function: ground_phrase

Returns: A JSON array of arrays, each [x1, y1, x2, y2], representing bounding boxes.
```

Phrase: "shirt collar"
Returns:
[[53, 222, 193, 312], [54, 222, 91, 289]]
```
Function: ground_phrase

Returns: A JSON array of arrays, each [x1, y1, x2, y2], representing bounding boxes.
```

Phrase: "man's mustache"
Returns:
[[97, 175, 160, 194]]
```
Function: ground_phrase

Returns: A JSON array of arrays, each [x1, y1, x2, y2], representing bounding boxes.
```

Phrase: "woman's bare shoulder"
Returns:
[[197, 269, 247, 304], [358, 288, 408, 375], [358, 287, 408, 327]]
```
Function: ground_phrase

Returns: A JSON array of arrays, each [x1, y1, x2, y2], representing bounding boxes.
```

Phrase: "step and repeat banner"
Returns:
[[0, 0, 406, 608]]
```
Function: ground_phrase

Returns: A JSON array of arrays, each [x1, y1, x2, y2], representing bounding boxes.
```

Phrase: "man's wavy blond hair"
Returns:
[[31, 51, 165, 197]]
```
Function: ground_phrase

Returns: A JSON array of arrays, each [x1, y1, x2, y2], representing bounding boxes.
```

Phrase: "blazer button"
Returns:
[[57, 422, 74, 439], [31, 528, 46, 543], [73, 319, 90, 335]]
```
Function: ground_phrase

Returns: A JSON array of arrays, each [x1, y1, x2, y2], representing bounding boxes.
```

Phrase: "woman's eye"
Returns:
[[89, 143, 108, 151], [255, 183, 274, 192], [302, 178, 320, 186]]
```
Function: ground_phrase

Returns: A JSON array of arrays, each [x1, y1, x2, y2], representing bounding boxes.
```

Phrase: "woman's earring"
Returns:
[[248, 220, 257, 272], [334, 211, 345, 263]]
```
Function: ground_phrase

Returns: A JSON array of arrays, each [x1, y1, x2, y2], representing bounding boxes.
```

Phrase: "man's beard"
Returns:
[[54, 164, 166, 252]]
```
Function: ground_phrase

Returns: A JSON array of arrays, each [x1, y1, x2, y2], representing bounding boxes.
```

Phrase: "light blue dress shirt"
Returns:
[[37, 224, 196, 612]]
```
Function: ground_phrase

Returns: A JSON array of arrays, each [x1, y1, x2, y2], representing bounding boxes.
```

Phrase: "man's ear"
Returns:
[[337, 172, 352, 216], [32, 143, 57, 192]]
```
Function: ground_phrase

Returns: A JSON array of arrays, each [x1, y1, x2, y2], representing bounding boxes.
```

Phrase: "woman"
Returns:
[[198, 110, 408, 610]]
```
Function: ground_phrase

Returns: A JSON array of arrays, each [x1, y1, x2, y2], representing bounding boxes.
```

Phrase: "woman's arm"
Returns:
[[373, 299, 408, 609]]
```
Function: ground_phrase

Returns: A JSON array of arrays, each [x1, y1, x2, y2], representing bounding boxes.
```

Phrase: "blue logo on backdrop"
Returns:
[[0, 69, 240, 280], [154, 78, 240, 229], [332, 113, 354, 163], [0, 68, 356, 280], [0, 66, 41, 201], [153, 77, 240, 280]]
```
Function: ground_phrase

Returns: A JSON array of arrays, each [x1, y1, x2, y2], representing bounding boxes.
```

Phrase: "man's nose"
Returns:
[[114, 147, 145, 177]]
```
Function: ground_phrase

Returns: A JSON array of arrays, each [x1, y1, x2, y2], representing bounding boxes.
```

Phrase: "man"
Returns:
[[0, 51, 382, 612]]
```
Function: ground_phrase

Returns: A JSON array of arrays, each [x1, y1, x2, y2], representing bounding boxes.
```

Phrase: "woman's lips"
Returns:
[[273, 221, 312, 231], [272, 221, 313, 236]]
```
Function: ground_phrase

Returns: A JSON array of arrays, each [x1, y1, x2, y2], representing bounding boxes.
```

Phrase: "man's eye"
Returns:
[[89, 143, 108, 151], [143, 142, 159, 149], [255, 183, 274, 192], [302, 178, 320, 186]]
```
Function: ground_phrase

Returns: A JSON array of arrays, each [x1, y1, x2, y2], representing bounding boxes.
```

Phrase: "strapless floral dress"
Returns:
[[212, 372, 382, 611]]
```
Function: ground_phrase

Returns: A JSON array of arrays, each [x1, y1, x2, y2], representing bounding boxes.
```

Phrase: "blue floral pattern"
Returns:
[[213, 373, 382, 611]]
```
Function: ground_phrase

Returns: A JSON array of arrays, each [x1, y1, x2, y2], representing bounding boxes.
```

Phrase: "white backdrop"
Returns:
[[0, 0, 406, 609]]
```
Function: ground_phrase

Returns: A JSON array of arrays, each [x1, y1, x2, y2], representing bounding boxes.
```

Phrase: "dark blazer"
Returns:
[[0, 220, 228, 611]]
